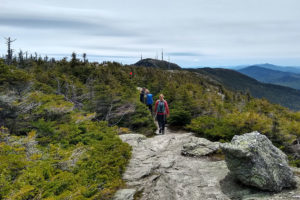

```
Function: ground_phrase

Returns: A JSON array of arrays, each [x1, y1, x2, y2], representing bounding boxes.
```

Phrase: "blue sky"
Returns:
[[1, 0, 300, 67]]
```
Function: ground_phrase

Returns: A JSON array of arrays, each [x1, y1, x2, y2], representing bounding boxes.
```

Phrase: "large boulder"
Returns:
[[221, 131, 296, 192]]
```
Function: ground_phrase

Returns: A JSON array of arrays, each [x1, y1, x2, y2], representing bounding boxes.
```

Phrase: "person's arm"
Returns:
[[154, 100, 159, 113], [164, 100, 169, 116]]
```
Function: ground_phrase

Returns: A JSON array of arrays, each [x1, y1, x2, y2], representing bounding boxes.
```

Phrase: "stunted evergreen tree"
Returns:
[[71, 52, 78, 68], [18, 50, 24, 68]]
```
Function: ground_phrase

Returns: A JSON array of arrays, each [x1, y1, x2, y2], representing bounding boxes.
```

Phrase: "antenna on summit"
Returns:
[[161, 48, 164, 61]]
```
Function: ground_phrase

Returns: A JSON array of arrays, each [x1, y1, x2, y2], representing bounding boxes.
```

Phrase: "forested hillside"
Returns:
[[190, 67, 300, 110], [239, 66, 300, 90], [1, 56, 300, 199]]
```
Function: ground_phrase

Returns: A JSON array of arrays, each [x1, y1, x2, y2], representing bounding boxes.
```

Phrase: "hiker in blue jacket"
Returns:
[[146, 89, 153, 113]]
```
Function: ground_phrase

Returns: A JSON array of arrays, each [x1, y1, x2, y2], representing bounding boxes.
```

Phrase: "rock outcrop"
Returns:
[[116, 130, 300, 200], [118, 132, 230, 200], [182, 137, 220, 157], [221, 131, 297, 192], [114, 189, 136, 200]]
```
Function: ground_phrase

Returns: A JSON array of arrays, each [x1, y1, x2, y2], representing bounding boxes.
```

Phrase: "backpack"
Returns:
[[157, 100, 165, 113], [147, 94, 153, 105]]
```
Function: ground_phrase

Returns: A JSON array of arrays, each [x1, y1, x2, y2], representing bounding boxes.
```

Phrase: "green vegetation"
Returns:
[[0, 58, 151, 199], [239, 65, 300, 90], [2, 56, 300, 198], [0, 122, 131, 199], [130, 60, 300, 160], [190, 67, 300, 111]]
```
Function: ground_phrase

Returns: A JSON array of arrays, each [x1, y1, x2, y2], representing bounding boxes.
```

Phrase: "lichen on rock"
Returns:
[[221, 131, 297, 192], [181, 137, 220, 157]]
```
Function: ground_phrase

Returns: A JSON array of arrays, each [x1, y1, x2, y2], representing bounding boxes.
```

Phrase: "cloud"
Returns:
[[167, 52, 204, 57], [0, 16, 138, 37], [0, 0, 300, 66]]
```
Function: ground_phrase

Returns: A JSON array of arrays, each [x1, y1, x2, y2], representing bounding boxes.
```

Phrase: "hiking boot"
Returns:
[[159, 129, 162, 134], [162, 129, 165, 135]]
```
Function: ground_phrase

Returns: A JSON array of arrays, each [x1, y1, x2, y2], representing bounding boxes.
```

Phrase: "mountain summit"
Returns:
[[134, 58, 181, 70]]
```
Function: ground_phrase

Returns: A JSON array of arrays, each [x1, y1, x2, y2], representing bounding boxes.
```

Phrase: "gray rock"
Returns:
[[117, 129, 300, 199], [182, 137, 220, 157], [119, 132, 231, 200], [119, 134, 147, 148], [288, 143, 300, 159], [221, 131, 297, 192], [114, 189, 136, 200]]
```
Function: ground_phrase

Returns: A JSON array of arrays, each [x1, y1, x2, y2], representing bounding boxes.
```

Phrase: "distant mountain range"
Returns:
[[231, 63, 300, 73], [134, 59, 300, 110], [187, 67, 300, 110], [238, 65, 300, 90]]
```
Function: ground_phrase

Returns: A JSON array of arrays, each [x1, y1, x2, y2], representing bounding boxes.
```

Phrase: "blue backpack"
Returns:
[[146, 94, 153, 105]]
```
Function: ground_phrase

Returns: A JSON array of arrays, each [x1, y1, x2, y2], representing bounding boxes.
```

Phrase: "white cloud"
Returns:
[[0, 0, 300, 67]]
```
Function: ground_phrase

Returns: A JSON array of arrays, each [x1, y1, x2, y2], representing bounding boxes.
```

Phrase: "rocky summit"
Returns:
[[221, 131, 297, 192]]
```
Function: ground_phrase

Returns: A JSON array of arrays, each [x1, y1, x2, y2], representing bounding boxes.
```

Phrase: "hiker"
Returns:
[[140, 88, 145, 103], [154, 94, 169, 134], [146, 89, 153, 113]]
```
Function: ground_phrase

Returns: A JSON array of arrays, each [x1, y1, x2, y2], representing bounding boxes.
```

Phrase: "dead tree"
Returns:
[[5, 37, 16, 65], [34, 52, 38, 61], [82, 53, 87, 63]]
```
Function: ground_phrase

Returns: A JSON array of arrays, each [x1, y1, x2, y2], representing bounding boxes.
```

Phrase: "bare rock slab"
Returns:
[[221, 131, 297, 192], [118, 133, 231, 200], [182, 137, 220, 157], [113, 189, 136, 200]]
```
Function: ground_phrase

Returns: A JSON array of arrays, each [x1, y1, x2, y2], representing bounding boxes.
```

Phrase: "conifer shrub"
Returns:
[[168, 108, 191, 126], [118, 101, 156, 136], [0, 121, 131, 199]]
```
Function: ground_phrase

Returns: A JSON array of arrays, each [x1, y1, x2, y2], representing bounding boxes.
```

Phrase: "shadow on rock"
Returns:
[[220, 173, 273, 200]]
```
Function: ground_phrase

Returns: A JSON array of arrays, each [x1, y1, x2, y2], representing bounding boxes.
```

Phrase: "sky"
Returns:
[[0, 0, 300, 67]]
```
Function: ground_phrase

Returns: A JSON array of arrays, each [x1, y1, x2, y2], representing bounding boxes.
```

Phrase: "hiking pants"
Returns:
[[157, 114, 166, 131], [147, 104, 153, 113], [140, 94, 144, 103]]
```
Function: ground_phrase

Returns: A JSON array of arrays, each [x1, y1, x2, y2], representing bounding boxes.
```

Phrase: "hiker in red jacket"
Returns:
[[154, 94, 169, 134]]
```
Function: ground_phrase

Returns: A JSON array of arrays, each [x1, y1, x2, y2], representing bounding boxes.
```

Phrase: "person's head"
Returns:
[[159, 94, 164, 101], [145, 89, 149, 94]]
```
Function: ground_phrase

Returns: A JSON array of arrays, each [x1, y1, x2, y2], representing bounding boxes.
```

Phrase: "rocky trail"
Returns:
[[114, 126, 300, 200]]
